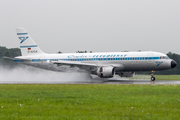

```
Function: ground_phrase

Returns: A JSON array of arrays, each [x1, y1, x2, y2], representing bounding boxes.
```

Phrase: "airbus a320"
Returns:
[[7, 28, 177, 81]]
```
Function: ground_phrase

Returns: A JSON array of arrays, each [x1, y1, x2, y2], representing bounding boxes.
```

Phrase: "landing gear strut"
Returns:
[[151, 70, 155, 81]]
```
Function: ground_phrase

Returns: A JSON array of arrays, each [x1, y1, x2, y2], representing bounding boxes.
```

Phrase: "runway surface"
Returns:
[[1, 67, 179, 84], [98, 80, 180, 84], [0, 79, 180, 84], [67, 79, 180, 84]]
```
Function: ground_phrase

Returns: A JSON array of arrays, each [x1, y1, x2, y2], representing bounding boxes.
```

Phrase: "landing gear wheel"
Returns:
[[151, 76, 155, 81], [150, 70, 155, 81]]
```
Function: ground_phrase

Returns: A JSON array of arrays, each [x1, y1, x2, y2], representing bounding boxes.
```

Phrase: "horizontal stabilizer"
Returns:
[[3, 56, 14, 60]]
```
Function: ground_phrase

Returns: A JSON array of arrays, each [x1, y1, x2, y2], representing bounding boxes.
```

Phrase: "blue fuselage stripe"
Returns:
[[29, 57, 160, 62], [13, 59, 23, 62]]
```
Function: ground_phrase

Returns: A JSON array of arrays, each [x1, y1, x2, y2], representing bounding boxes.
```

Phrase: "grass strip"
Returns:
[[0, 84, 180, 120]]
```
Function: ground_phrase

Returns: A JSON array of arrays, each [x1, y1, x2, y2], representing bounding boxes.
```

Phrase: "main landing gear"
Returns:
[[151, 70, 155, 81]]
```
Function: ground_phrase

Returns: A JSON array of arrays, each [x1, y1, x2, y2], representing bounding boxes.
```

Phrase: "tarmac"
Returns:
[[66, 79, 180, 84], [92, 79, 180, 84], [0, 79, 180, 84]]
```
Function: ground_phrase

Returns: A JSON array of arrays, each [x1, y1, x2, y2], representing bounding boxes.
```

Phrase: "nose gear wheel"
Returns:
[[151, 70, 155, 81]]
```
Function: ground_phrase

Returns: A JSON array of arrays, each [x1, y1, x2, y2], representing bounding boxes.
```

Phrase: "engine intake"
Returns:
[[97, 66, 114, 78]]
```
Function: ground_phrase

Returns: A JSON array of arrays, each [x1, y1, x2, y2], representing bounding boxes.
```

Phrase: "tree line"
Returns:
[[0, 46, 179, 75], [0, 46, 21, 67]]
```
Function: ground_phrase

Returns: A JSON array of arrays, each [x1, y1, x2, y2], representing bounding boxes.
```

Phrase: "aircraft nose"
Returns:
[[171, 60, 177, 68]]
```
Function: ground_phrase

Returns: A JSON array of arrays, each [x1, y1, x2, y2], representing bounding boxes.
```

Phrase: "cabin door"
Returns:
[[147, 53, 153, 64]]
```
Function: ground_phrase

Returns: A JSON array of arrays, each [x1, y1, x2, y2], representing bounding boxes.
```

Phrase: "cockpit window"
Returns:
[[159, 56, 169, 59]]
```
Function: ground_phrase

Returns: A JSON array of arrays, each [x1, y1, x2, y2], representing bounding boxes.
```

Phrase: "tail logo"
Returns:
[[19, 37, 29, 44]]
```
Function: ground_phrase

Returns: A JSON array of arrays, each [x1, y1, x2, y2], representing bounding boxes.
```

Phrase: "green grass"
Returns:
[[0, 84, 180, 120], [129, 75, 180, 80], [155, 75, 180, 80]]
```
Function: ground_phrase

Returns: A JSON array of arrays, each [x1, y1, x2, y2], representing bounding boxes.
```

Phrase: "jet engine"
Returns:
[[97, 66, 115, 78], [117, 72, 135, 77]]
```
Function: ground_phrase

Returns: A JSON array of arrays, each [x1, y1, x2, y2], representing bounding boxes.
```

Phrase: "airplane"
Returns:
[[8, 27, 177, 81]]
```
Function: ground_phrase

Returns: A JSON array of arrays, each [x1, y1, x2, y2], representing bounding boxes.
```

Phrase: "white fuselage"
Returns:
[[14, 51, 173, 73]]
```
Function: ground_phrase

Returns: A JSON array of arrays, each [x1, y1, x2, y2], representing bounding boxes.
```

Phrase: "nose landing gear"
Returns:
[[151, 70, 155, 81]]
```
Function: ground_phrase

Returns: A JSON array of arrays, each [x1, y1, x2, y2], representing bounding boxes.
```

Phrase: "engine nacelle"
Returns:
[[97, 66, 115, 78], [117, 72, 135, 77]]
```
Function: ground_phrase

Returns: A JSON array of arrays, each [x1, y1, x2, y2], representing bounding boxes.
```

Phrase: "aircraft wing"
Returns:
[[51, 60, 124, 72], [52, 60, 96, 67], [51, 60, 97, 71]]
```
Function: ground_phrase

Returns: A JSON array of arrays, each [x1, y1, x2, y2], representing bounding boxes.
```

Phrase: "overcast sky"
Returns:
[[0, 0, 180, 54]]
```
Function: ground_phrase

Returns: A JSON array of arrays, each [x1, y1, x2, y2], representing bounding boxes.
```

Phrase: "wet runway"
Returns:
[[1, 67, 179, 84], [1, 79, 180, 84], [70, 79, 180, 84], [97, 80, 180, 84]]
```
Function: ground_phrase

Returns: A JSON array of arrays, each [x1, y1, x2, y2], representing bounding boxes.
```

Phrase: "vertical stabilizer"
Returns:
[[16, 27, 45, 56]]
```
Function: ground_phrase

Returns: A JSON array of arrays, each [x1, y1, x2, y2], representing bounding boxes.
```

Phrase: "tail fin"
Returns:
[[16, 27, 45, 56]]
